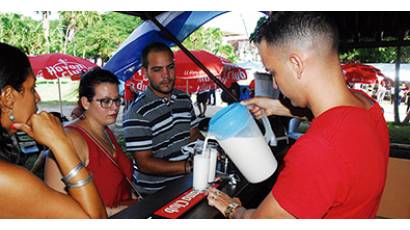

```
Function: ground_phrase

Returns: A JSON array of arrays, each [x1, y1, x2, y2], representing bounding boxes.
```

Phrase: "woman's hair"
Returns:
[[0, 42, 32, 92], [0, 42, 32, 164], [78, 67, 120, 111]]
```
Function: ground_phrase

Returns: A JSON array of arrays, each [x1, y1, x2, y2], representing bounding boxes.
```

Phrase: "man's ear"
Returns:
[[289, 53, 304, 80], [0, 86, 16, 110], [80, 96, 90, 111]]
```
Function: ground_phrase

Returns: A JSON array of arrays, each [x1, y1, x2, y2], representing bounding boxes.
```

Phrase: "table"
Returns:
[[111, 172, 277, 219]]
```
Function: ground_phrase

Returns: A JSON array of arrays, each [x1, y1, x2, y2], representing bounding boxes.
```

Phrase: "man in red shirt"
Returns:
[[207, 12, 389, 219]]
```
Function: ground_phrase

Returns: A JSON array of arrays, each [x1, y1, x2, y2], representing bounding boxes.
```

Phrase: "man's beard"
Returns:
[[149, 78, 175, 95]]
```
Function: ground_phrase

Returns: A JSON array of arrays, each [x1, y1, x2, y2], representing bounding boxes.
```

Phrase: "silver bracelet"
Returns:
[[65, 175, 93, 190], [61, 162, 85, 184]]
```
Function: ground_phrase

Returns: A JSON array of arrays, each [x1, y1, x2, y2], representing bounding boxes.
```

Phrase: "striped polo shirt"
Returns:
[[123, 87, 199, 195]]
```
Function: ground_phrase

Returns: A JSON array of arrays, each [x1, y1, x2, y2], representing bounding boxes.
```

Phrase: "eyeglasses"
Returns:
[[95, 97, 122, 109]]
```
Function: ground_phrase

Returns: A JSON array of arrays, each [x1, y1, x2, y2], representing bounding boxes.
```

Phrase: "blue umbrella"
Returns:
[[104, 11, 226, 82]]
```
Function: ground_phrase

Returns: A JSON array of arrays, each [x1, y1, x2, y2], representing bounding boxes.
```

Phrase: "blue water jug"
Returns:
[[208, 103, 277, 183]]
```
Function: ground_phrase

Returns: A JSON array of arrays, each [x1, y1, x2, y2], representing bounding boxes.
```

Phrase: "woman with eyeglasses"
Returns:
[[0, 42, 106, 218], [45, 67, 136, 217]]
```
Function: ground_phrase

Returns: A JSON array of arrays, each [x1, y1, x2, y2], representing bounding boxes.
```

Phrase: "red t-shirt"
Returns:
[[272, 95, 389, 218]]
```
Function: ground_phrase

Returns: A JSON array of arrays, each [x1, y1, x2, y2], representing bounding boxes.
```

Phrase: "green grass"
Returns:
[[39, 101, 77, 106], [387, 122, 410, 144]]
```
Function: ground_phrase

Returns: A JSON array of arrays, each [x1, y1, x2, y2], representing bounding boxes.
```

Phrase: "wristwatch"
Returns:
[[224, 202, 241, 219]]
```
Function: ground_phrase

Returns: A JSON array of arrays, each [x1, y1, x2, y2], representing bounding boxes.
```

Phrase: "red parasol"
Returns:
[[29, 53, 97, 114], [341, 63, 386, 84], [124, 50, 247, 96], [29, 53, 97, 81]]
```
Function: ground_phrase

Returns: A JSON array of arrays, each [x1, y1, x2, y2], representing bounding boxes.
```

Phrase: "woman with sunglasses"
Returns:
[[0, 42, 106, 218], [45, 67, 136, 217]]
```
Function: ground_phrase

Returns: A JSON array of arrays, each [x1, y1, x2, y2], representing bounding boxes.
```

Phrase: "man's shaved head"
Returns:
[[254, 12, 339, 53]]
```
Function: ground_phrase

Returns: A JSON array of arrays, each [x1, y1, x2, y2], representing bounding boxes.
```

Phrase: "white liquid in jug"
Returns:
[[219, 136, 277, 183]]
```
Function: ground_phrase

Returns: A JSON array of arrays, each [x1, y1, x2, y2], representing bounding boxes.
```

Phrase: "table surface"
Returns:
[[111, 172, 277, 219]]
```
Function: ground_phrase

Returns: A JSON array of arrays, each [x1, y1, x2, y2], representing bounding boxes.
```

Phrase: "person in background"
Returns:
[[0, 42, 106, 218], [221, 82, 240, 105], [123, 42, 202, 195], [45, 67, 135, 217], [196, 88, 209, 118], [239, 86, 251, 101], [208, 88, 216, 105], [207, 12, 389, 219]]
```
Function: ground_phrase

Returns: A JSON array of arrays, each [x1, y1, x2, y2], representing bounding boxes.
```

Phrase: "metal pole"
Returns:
[[144, 12, 238, 102], [57, 77, 63, 115], [394, 45, 401, 124]]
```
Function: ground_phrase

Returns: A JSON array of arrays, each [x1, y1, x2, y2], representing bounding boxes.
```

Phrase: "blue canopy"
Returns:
[[104, 11, 226, 82]]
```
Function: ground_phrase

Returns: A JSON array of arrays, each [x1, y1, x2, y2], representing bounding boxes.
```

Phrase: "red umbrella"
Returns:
[[341, 63, 386, 84], [125, 50, 247, 95], [174, 50, 247, 93], [29, 53, 97, 80], [29, 53, 97, 114]]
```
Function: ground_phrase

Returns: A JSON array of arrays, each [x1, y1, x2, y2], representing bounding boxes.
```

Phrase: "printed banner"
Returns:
[[153, 184, 220, 219]]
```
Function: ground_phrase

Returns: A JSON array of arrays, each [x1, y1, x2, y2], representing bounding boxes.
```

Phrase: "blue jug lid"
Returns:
[[208, 103, 251, 140]]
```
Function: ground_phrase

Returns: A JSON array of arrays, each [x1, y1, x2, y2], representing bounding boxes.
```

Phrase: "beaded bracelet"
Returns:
[[65, 175, 93, 190], [224, 202, 241, 219], [61, 162, 84, 184]]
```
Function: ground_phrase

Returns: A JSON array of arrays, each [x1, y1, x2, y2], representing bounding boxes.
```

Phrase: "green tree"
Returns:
[[340, 47, 410, 63], [57, 11, 102, 55], [72, 12, 142, 63], [182, 27, 237, 62], [0, 13, 45, 54]]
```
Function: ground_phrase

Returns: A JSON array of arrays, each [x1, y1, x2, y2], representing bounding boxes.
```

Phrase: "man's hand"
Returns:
[[241, 97, 290, 119]]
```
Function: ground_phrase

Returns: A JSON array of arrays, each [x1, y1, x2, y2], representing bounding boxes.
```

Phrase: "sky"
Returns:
[[203, 11, 266, 36]]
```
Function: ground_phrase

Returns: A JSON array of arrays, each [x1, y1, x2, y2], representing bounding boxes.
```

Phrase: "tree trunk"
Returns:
[[41, 11, 50, 53]]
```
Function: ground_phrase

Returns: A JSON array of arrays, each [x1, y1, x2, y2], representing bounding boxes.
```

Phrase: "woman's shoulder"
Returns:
[[62, 123, 89, 162], [0, 161, 41, 193], [64, 122, 86, 138]]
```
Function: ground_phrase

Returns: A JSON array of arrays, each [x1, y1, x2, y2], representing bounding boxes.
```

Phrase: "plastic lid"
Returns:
[[208, 103, 251, 140]]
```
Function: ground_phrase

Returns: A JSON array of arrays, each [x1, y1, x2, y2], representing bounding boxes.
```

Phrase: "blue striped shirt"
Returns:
[[123, 87, 198, 194]]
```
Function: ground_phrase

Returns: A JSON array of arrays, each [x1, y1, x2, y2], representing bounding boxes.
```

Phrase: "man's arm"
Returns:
[[190, 127, 204, 142], [207, 187, 295, 219], [134, 150, 189, 176], [233, 193, 295, 219], [242, 97, 307, 120]]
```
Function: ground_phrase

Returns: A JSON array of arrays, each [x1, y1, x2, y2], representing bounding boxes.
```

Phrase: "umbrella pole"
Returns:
[[186, 79, 189, 94], [57, 77, 63, 115], [144, 13, 238, 103]]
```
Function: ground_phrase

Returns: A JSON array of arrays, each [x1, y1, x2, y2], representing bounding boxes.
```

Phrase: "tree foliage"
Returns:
[[182, 27, 238, 62], [340, 46, 410, 63], [0, 13, 44, 54], [0, 12, 142, 64]]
